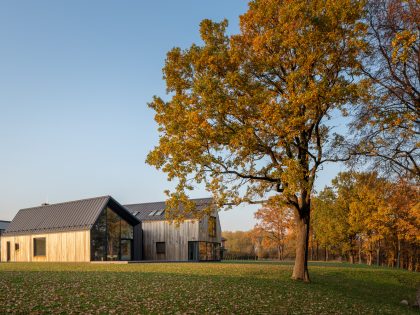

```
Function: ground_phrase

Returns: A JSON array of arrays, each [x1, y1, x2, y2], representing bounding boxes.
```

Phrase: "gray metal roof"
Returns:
[[4, 196, 139, 236], [124, 198, 213, 221], [0, 220, 10, 231]]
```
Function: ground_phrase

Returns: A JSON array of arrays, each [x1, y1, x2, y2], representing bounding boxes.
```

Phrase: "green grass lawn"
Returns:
[[0, 261, 418, 314]]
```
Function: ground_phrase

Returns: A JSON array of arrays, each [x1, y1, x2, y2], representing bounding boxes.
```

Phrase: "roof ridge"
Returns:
[[124, 197, 213, 207], [18, 195, 111, 211]]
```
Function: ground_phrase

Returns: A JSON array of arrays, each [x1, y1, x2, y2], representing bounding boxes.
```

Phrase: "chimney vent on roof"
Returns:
[[41, 203, 50, 206]]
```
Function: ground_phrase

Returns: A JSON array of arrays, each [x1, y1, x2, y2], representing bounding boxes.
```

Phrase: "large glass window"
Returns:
[[197, 241, 221, 261], [91, 210, 106, 261], [33, 237, 46, 257], [215, 243, 221, 260], [107, 208, 120, 261], [199, 242, 207, 260], [207, 242, 213, 260], [121, 220, 133, 239], [91, 207, 134, 261], [121, 240, 132, 261]]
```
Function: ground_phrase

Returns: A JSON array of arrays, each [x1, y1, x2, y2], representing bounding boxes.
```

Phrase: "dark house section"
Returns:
[[90, 198, 141, 261]]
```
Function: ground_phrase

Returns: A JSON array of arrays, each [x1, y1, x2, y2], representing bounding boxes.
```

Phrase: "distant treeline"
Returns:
[[223, 171, 419, 271]]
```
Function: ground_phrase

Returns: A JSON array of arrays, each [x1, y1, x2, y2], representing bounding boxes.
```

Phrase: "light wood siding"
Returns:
[[142, 212, 222, 261], [142, 220, 199, 260], [0, 230, 90, 262]]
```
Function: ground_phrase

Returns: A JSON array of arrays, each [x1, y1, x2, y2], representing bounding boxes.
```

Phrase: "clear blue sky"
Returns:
[[0, 1, 346, 231]]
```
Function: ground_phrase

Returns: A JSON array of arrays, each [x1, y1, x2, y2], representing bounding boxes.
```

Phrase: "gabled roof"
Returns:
[[0, 220, 10, 231], [4, 196, 139, 236], [124, 198, 213, 221]]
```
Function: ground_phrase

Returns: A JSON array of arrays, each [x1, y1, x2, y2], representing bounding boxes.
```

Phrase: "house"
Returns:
[[0, 196, 141, 262], [1, 196, 222, 262], [125, 198, 222, 261], [0, 220, 11, 262]]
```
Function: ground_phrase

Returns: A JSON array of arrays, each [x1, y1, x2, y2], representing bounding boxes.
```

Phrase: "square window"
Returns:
[[33, 237, 46, 256], [156, 242, 165, 254]]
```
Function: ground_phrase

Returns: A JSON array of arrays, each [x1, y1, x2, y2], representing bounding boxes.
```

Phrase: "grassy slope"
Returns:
[[0, 261, 418, 314]]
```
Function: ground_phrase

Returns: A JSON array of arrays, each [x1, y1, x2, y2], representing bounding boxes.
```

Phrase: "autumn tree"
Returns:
[[386, 179, 420, 269], [312, 171, 419, 270], [312, 187, 351, 261], [254, 199, 293, 260], [147, 0, 368, 281], [352, 0, 420, 177]]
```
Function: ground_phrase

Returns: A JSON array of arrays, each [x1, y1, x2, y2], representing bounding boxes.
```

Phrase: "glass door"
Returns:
[[188, 241, 199, 261]]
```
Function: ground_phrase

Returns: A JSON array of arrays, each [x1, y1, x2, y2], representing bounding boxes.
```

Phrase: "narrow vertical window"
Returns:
[[208, 216, 217, 237]]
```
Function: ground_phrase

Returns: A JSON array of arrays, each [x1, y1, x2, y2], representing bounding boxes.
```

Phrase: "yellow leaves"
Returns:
[[147, 0, 369, 219], [391, 30, 418, 63]]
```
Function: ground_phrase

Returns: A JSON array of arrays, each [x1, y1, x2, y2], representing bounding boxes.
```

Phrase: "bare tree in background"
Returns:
[[352, 0, 419, 178]]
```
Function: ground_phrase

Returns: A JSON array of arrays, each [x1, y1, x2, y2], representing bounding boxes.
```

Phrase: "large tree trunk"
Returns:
[[292, 212, 310, 282]]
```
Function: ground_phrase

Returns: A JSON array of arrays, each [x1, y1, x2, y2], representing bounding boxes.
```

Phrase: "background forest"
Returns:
[[223, 171, 419, 271]]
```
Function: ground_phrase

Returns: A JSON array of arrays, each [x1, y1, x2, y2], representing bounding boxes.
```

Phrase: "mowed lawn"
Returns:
[[0, 261, 418, 314]]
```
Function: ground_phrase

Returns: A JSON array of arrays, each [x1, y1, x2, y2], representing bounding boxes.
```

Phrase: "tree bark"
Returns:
[[292, 212, 310, 282], [358, 240, 362, 264], [376, 241, 380, 266], [396, 238, 401, 269]]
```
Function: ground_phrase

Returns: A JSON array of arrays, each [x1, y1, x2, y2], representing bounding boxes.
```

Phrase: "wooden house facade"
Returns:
[[125, 198, 222, 261], [1, 197, 222, 263], [0, 196, 141, 262]]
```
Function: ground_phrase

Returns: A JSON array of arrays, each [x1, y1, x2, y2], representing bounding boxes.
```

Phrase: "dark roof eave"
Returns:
[[3, 226, 92, 237]]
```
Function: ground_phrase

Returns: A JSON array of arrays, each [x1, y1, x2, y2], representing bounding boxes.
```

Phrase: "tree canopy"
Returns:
[[147, 0, 368, 281]]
